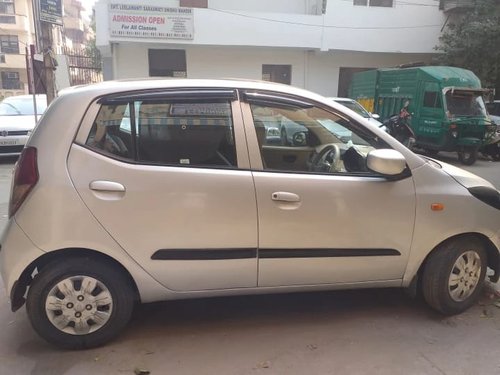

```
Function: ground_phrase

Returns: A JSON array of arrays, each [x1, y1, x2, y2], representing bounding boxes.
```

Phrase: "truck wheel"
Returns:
[[26, 256, 134, 349], [424, 149, 439, 156], [492, 146, 500, 161], [422, 237, 487, 315], [458, 147, 478, 165]]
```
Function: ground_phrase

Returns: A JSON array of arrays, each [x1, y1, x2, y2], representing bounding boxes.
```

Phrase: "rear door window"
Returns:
[[86, 99, 237, 168]]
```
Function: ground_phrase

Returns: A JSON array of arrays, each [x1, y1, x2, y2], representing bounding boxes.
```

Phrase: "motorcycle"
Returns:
[[480, 120, 500, 161], [383, 105, 416, 149]]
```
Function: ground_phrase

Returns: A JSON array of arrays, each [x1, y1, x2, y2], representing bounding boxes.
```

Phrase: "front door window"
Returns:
[[250, 102, 389, 174]]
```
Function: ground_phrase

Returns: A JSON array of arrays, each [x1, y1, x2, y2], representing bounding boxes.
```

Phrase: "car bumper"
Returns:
[[0, 135, 28, 156], [0, 219, 45, 310]]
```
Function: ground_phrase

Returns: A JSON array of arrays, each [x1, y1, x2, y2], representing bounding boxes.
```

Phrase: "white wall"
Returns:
[[112, 44, 433, 96], [96, 0, 446, 54], [209, 0, 322, 15]]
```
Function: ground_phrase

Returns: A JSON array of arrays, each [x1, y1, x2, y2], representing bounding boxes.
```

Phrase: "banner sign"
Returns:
[[109, 4, 194, 40], [39, 0, 63, 25]]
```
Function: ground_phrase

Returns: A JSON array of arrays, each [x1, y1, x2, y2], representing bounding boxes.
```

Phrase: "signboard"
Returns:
[[39, 0, 63, 25], [109, 4, 194, 40]]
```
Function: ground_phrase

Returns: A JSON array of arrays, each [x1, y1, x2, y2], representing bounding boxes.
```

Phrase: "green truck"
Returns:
[[349, 66, 496, 165]]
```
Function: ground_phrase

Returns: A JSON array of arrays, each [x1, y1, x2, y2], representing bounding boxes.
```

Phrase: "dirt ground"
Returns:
[[0, 155, 499, 375]]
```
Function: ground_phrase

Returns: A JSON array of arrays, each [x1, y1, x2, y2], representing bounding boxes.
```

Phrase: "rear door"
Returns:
[[68, 89, 258, 291]]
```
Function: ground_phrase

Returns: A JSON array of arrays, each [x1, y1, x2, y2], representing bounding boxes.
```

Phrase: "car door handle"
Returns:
[[271, 192, 300, 202], [89, 180, 126, 192]]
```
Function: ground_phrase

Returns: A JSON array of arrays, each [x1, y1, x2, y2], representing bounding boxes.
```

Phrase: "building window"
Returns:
[[179, 0, 207, 8], [1, 71, 21, 89], [354, 0, 393, 6], [0, 54, 5, 63], [148, 49, 187, 77], [0, 15, 15, 23], [262, 65, 292, 85], [0, 0, 14, 14], [0, 35, 19, 54]]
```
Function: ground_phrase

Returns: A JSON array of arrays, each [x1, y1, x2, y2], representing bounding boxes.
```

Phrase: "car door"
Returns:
[[68, 89, 258, 291], [241, 91, 416, 287], [417, 81, 445, 147]]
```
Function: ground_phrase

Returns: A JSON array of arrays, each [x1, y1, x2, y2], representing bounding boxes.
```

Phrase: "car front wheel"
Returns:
[[26, 256, 134, 349], [422, 238, 487, 315]]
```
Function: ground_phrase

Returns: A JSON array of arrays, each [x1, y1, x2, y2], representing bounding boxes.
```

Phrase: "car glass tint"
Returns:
[[136, 101, 237, 167], [86, 103, 134, 159], [250, 102, 386, 174]]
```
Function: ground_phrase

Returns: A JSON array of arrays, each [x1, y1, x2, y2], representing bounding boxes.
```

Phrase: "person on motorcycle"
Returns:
[[384, 100, 416, 148]]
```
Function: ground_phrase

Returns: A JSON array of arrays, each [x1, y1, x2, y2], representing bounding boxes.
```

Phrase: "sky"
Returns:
[[80, 0, 96, 18]]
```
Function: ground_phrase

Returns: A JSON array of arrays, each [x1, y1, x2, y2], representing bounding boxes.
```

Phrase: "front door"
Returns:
[[242, 93, 416, 287], [68, 91, 258, 291], [417, 81, 444, 147]]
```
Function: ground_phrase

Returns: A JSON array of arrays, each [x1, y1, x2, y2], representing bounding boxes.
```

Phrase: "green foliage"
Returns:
[[436, 0, 500, 96], [85, 12, 102, 72]]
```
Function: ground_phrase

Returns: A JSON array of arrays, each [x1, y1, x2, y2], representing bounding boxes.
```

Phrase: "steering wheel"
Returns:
[[309, 144, 341, 173]]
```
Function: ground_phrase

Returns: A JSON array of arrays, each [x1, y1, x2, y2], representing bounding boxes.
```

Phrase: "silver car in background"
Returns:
[[0, 95, 47, 156], [0, 80, 499, 349]]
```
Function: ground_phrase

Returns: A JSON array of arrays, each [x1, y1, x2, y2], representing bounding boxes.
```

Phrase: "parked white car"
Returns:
[[329, 97, 384, 128], [0, 95, 47, 156], [1, 80, 499, 349]]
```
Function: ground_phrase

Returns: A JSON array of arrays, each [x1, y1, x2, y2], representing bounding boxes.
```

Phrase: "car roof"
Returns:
[[57, 78, 331, 104]]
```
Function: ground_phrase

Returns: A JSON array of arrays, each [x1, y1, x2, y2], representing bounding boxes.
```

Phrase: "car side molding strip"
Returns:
[[151, 248, 401, 260], [151, 248, 257, 260], [259, 248, 401, 258]]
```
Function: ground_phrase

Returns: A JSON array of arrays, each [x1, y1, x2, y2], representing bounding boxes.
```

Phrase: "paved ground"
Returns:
[[0, 155, 499, 375]]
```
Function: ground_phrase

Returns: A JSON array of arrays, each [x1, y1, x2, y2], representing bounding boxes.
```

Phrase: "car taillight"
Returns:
[[9, 147, 39, 218]]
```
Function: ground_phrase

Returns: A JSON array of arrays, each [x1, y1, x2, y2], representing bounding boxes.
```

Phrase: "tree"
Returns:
[[85, 11, 102, 73], [436, 0, 500, 97]]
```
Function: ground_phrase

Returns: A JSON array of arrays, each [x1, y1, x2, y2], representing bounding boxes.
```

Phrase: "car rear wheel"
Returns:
[[26, 256, 134, 349], [422, 238, 487, 315]]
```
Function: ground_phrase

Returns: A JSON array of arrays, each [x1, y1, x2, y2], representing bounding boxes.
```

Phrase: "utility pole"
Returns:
[[41, 22, 56, 104]]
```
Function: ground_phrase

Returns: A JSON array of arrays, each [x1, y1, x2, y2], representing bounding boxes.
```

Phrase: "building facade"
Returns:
[[0, 0, 36, 98], [0, 0, 94, 99], [95, 0, 448, 97]]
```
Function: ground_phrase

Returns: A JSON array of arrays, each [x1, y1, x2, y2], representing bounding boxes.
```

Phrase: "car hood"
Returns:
[[0, 115, 38, 131], [437, 160, 496, 190]]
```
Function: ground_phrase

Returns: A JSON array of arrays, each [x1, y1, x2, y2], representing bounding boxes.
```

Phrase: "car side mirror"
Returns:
[[366, 149, 406, 176], [371, 113, 380, 120]]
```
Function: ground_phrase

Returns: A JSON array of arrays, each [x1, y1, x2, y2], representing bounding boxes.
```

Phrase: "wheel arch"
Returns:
[[11, 248, 141, 312], [412, 232, 500, 291]]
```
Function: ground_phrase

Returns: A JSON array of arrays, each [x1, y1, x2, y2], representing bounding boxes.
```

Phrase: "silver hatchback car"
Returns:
[[1, 80, 499, 349]]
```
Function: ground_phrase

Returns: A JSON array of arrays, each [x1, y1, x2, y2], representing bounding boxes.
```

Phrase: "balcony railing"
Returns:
[[439, 0, 473, 12]]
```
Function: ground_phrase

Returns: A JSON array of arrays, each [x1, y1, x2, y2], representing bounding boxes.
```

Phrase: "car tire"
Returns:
[[458, 147, 478, 165], [26, 256, 134, 349], [422, 238, 487, 315]]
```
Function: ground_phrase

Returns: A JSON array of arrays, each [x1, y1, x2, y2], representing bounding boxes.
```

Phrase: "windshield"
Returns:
[[334, 100, 370, 118], [445, 92, 487, 117], [0, 96, 47, 116]]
